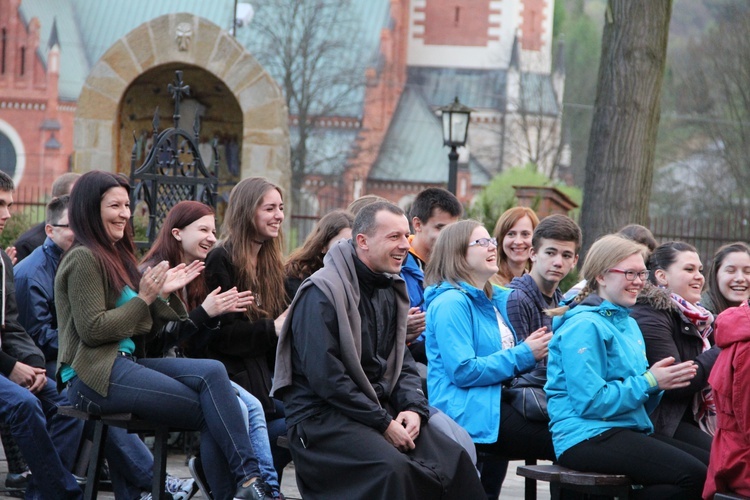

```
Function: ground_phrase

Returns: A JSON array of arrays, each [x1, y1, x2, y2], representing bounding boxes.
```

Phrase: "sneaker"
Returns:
[[4, 470, 30, 490], [166, 475, 198, 500], [188, 456, 212, 500], [233, 478, 272, 500]]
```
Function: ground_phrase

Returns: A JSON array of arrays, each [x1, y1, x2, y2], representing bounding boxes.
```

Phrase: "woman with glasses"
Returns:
[[423, 220, 555, 474], [546, 234, 707, 499], [631, 241, 719, 452]]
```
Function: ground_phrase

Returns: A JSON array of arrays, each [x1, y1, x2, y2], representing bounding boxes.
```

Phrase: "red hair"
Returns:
[[141, 201, 214, 309]]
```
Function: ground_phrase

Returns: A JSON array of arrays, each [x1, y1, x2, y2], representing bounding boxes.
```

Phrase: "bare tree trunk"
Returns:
[[579, 0, 673, 261]]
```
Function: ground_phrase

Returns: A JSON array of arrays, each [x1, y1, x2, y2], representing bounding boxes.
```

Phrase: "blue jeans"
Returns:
[[67, 356, 261, 494], [0, 375, 82, 499], [233, 382, 280, 493]]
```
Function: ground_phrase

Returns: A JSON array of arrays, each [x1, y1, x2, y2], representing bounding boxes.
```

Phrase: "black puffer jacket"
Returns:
[[630, 283, 719, 437]]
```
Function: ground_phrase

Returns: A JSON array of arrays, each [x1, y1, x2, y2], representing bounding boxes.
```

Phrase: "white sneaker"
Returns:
[[165, 475, 199, 500]]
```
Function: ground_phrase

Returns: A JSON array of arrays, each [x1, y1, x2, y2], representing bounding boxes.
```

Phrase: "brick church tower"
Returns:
[[0, 0, 73, 191]]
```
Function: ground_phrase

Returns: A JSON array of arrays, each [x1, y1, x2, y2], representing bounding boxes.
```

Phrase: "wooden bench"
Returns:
[[59, 406, 190, 500], [517, 464, 633, 499]]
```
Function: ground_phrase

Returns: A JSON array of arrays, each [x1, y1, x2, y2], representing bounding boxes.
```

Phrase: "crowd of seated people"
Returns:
[[1, 170, 747, 500]]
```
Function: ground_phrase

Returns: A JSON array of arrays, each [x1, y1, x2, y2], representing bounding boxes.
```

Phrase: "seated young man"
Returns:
[[506, 214, 581, 341]]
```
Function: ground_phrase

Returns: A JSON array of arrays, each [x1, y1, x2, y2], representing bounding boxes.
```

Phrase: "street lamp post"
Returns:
[[439, 96, 473, 196]]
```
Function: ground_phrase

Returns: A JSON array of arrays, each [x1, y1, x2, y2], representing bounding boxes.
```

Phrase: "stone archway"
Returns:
[[73, 13, 290, 195]]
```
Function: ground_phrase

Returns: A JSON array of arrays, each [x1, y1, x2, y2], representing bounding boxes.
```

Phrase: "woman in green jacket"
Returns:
[[56, 171, 271, 500]]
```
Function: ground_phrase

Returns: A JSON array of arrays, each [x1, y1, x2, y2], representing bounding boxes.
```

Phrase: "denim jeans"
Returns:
[[232, 382, 280, 493], [0, 375, 82, 499], [67, 356, 261, 494], [267, 399, 291, 481]]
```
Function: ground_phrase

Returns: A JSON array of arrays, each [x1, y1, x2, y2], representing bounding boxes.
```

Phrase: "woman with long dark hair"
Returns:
[[203, 177, 291, 480], [284, 209, 353, 300], [141, 200, 283, 499], [631, 241, 719, 451], [703, 242, 750, 315], [56, 171, 272, 500]]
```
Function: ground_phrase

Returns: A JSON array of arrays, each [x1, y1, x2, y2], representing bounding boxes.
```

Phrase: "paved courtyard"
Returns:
[[0, 447, 551, 499]]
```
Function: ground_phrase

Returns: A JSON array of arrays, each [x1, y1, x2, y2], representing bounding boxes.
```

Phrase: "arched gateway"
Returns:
[[73, 13, 290, 197]]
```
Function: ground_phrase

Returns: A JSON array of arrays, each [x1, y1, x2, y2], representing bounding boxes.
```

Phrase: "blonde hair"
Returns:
[[217, 177, 286, 319], [491, 207, 540, 285], [425, 219, 494, 298], [548, 234, 648, 316]]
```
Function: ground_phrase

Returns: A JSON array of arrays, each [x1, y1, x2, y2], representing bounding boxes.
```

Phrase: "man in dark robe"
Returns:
[[272, 201, 483, 499]]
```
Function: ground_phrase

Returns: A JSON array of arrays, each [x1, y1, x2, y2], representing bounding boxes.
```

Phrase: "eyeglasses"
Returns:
[[608, 268, 650, 281], [468, 237, 498, 248], [50, 224, 69, 228]]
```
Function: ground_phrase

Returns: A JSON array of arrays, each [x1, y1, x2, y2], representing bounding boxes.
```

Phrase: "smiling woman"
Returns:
[[56, 171, 272, 499], [201, 177, 292, 482], [545, 234, 708, 499], [423, 220, 555, 491], [630, 241, 720, 452], [491, 207, 540, 286], [704, 242, 750, 315]]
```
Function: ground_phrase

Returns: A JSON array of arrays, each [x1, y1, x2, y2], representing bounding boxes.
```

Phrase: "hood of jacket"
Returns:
[[424, 280, 492, 311], [714, 301, 750, 348], [552, 293, 631, 331], [635, 281, 677, 312]]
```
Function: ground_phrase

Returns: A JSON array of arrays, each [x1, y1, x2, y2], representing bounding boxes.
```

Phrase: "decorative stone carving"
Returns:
[[176, 23, 193, 51]]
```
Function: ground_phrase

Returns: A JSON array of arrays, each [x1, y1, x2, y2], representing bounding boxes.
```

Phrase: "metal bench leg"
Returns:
[[85, 421, 108, 500], [152, 427, 170, 500]]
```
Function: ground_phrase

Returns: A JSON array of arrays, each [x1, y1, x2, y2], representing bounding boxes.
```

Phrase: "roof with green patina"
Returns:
[[369, 86, 491, 186]]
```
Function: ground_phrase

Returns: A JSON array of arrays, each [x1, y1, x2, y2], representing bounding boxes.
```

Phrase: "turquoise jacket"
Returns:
[[424, 281, 536, 443], [546, 295, 662, 458]]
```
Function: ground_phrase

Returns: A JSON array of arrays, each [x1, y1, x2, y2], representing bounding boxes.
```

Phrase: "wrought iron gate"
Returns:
[[129, 70, 218, 250]]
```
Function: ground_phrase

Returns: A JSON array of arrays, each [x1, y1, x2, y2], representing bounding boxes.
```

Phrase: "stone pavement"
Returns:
[[0, 449, 551, 499]]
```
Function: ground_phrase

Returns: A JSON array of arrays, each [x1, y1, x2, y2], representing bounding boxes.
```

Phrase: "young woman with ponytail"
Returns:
[[546, 234, 708, 499]]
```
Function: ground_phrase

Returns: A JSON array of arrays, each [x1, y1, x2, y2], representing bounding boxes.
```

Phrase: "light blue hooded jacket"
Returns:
[[546, 294, 662, 458], [424, 281, 536, 443]]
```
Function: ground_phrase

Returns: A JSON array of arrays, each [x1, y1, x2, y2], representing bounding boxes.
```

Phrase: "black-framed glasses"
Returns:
[[608, 268, 649, 281], [468, 237, 498, 248], [50, 224, 69, 228]]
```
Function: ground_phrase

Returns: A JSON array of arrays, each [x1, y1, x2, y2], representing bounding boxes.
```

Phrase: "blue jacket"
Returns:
[[424, 281, 536, 443], [401, 252, 425, 309], [401, 251, 426, 343], [14, 237, 63, 362], [546, 294, 662, 458]]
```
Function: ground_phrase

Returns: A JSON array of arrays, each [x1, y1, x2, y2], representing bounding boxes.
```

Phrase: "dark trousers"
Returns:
[[673, 419, 713, 451], [475, 401, 556, 461], [559, 427, 708, 500]]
